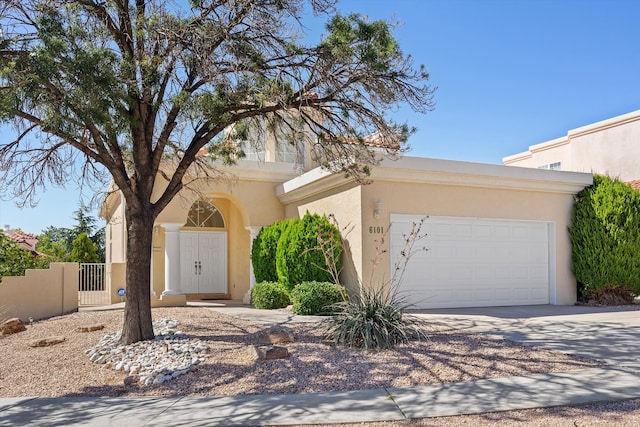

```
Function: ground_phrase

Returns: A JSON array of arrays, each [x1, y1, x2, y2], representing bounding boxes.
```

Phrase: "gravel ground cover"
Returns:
[[2, 306, 637, 425]]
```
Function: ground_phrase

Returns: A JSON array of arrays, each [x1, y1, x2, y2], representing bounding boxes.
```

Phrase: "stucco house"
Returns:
[[101, 135, 592, 309], [503, 110, 640, 182], [1, 225, 40, 256]]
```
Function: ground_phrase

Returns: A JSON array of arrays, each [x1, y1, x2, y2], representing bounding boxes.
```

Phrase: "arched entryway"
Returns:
[[179, 200, 228, 295]]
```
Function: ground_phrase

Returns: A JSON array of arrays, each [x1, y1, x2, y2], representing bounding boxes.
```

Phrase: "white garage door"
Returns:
[[390, 215, 551, 309]]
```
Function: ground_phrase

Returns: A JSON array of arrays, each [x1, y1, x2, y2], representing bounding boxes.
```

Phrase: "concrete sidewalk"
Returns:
[[2, 366, 640, 426], [4, 304, 640, 426]]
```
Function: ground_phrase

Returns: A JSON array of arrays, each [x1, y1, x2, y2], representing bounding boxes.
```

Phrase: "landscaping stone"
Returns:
[[253, 345, 289, 360], [259, 325, 295, 344], [86, 318, 210, 386], [1, 318, 26, 335], [76, 324, 105, 333], [29, 336, 66, 347]]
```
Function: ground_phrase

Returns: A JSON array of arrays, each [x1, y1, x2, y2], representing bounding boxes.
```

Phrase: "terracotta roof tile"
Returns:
[[5, 230, 37, 243], [626, 179, 640, 190], [1, 230, 40, 255]]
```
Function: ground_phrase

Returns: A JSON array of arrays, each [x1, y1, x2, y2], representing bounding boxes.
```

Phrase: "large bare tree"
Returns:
[[0, 0, 434, 344]]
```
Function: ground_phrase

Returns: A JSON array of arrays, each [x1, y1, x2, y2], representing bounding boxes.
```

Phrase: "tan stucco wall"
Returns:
[[359, 181, 578, 304], [109, 263, 127, 303], [155, 179, 285, 228], [106, 200, 126, 264], [151, 229, 165, 297], [278, 158, 591, 306], [227, 202, 250, 300], [102, 170, 291, 301], [504, 110, 640, 181], [103, 155, 589, 307], [0, 263, 78, 322]]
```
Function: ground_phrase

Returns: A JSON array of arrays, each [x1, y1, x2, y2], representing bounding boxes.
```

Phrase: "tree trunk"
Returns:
[[119, 205, 155, 345]]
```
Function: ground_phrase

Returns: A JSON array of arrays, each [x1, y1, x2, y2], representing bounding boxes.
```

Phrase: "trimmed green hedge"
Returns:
[[569, 175, 640, 296], [250, 281, 291, 309], [290, 281, 345, 315], [276, 213, 342, 291]]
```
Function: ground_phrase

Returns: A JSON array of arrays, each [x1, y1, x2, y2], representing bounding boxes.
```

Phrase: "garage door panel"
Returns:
[[391, 215, 551, 309]]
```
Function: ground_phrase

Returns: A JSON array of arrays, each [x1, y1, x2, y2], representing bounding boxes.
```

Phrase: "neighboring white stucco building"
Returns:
[[503, 110, 640, 182]]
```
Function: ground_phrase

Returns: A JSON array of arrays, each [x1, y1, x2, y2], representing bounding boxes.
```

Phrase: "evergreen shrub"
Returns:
[[290, 281, 345, 315], [569, 175, 640, 296], [275, 212, 342, 291], [250, 219, 292, 283], [250, 281, 290, 309]]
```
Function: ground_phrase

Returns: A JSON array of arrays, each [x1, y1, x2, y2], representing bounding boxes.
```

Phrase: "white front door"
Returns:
[[180, 231, 227, 294]]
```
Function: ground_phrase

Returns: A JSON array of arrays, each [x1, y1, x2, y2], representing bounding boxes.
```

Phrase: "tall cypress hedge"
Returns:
[[569, 175, 640, 295]]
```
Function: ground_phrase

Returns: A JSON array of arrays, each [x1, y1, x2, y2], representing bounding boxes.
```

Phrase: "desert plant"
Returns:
[[569, 175, 640, 296], [290, 281, 346, 315], [322, 285, 426, 350], [322, 218, 428, 351], [276, 212, 342, 290], [250, 281, 291, 310], [251, 219, 293, 283]]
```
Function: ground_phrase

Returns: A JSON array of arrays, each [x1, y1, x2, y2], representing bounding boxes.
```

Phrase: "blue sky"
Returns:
[[1, 0, 639, 233]]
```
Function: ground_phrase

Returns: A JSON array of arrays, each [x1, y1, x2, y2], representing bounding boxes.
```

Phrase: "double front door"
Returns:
[[180, 231, 227, 294]]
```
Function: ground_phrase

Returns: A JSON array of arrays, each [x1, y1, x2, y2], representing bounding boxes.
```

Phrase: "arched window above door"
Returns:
[[185, 200, 225, 228]]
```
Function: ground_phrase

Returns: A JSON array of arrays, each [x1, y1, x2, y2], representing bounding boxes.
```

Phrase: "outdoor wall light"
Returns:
[[373, 199, 383, 219]]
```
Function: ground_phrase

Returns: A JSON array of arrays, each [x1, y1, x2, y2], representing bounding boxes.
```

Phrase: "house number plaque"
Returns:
[[369, 226, 384, 234]]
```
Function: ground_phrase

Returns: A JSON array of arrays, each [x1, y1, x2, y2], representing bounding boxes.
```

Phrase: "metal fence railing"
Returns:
[[78, 263, 110, 306]]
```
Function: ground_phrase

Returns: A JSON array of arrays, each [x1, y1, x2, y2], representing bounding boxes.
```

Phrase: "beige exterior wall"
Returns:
[[101, 161, 300, 302], [0, 263, 78, 322], [279, 157, 592, 305], [504, 110, 640, 182], [105, 195, 126, 264], [109, 263, 127, 304], [102, 153, 592, 307], [361, 181, 577, 304]]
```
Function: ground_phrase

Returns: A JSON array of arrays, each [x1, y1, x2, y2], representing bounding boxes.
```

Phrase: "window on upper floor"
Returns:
[[538, 162, 561, 171], [240, 139, 266, 161], [275, 138, 304, 164]]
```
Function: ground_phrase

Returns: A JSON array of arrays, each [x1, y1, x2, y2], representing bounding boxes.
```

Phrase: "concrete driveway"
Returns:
[[412, 305, 640, 366], [203, 301, 640, 366]]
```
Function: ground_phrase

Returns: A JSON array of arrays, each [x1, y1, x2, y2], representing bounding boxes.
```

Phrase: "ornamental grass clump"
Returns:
[[322, 217, 429, 351], [322, 286, 426, 351]]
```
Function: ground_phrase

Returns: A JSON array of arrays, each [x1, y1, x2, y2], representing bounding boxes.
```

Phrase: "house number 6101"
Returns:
[[369, 226, 384, 234]]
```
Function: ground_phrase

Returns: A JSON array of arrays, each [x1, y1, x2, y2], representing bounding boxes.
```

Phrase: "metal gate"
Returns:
[[78, 263, 110, 306]]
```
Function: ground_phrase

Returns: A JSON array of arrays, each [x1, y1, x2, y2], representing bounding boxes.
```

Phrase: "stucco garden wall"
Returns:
[[0, 263, 78, 322]]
